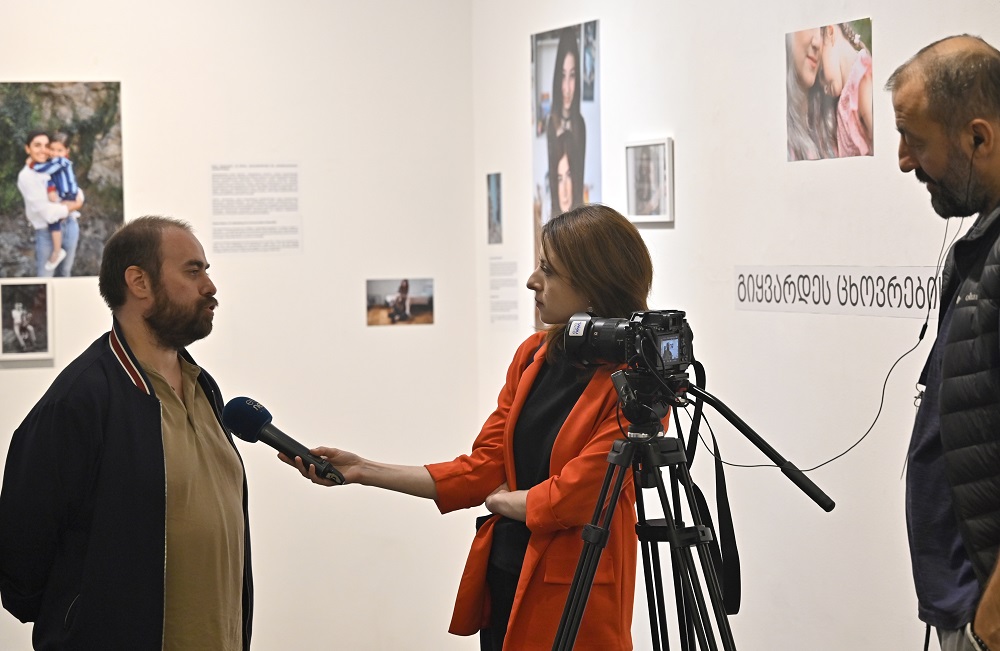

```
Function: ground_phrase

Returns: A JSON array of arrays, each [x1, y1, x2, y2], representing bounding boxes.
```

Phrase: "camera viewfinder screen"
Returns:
[[659, 335, 680, 363]]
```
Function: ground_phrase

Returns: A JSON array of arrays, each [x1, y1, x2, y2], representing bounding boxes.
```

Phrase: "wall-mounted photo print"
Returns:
[[626, 139, 674, 223], [487, 173, 502, 244], [582, 21, 598, 102], [366, 278, 434, 326], [1, 279, 53, 360], [786, 18, 873, 161], [531, 21, 602, 248], [0, 82, 124, 278]]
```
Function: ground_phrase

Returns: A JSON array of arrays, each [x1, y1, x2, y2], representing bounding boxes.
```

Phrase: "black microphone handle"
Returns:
[[259, 423, 344, 485]]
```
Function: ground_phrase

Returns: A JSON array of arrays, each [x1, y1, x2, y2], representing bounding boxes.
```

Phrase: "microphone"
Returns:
[[222, 397, 344, 485]]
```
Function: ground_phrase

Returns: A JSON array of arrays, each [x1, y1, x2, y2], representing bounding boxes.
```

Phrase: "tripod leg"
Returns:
[[636, 482, 667, 651], [676, 463, 737, 650], [552, 442, 633, 651], [678, 546, 719, 651], [554, 434, 738, 651], [656, 452, 737, 651], [657, 466, 714, 651], [664, 469, 693, 651]]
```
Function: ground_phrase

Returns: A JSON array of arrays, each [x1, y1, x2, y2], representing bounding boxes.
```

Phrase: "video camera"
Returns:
[[564, 310, 693, 376], [565, 310, 694, 424]]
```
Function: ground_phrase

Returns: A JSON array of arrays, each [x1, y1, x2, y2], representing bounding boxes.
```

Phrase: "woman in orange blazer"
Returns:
[[287, 204, 662, 650]]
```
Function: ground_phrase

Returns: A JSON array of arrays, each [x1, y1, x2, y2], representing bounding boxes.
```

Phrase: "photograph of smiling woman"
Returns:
[[531, 21, 602, 241], [785, 19, 873, 161]]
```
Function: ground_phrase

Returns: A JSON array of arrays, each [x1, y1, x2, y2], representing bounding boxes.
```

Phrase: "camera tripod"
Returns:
[[552, 370, 835, 651]]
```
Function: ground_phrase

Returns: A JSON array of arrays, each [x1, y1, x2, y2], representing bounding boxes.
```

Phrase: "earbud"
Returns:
[[974, 135, 985, 147]]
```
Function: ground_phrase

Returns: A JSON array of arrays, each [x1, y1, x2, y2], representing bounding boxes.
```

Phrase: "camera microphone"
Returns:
[[222, 397, 344, 484]]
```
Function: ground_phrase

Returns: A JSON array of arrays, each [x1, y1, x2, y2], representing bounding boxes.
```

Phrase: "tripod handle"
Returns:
[[685, 385, 836, 512], [780, 462, 835, 512]]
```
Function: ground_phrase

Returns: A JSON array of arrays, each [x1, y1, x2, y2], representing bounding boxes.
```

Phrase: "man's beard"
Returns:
[[919, 145, 986, 218], [145, 284, 217, 350]]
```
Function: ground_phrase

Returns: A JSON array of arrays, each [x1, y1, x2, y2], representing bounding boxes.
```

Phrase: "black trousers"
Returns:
[[480, 563, 519, 651]]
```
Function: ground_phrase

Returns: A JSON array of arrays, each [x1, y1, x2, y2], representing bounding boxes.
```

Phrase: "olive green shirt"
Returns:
[[142, 358, 244, 651]]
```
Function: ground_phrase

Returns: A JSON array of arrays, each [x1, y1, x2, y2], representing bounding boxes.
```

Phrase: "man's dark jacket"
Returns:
[[927, 205, 1000, 585]]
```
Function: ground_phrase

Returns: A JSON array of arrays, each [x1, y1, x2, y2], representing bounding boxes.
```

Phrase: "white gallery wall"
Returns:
[[471, 1, 1000, 650], [0, 1, 479, 649], [1, 0, 1000, 649]]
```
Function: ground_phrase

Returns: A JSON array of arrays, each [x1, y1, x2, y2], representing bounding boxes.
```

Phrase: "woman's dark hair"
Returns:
[[99, 216, 192, 310], [541, 204, 653, 359], [550, 27, 581, 121], [785, 32, 836, 160], [549, 131, 582, 217], [24, 130, 50, 147]]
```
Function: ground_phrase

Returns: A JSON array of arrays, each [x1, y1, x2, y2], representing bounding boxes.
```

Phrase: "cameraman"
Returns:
[[284, 204, 663, 650]]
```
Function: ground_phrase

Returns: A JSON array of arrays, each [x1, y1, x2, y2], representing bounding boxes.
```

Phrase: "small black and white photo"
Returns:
[[1, 280, 53, 360], [626, 139, 673, 223]]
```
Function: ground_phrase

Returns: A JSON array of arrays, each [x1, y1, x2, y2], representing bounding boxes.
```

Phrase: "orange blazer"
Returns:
[[427, 332, 664, 650]]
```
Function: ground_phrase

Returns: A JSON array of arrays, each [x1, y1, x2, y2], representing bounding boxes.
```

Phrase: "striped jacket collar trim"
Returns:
[[108, 318, 154, 396]]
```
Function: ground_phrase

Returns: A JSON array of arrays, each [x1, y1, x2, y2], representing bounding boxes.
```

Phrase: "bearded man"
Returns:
[[0, 216, 253, 651], [888, 36, 1000, 651]]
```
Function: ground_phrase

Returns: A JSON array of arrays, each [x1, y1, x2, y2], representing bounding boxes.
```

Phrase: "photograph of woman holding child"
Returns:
[[17, 130, 84, 277], [0, 81, 123, 277]]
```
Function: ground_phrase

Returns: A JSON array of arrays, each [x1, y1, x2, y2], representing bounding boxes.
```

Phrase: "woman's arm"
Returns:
[[283, 446, 437, 500], [523, 373, 654, 534], [62, 189, 84, 213], [859, 70, 874, 147], [17, 169, 68, 225], [485, 483, 527, 521]]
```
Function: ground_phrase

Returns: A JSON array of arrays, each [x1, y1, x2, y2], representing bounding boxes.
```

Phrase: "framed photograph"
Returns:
[[626, 139, 673, 223], [1, 279, 54, 360]]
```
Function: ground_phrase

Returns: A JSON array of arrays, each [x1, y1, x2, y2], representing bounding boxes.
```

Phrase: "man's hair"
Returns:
[[540, 204, 653, 358], [98, 216, 193, 310], [886, 35, 1000, 133], [24, 130, 49, 147]]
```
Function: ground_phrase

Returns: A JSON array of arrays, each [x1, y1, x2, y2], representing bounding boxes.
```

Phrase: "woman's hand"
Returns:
[[61, 190, 84, 213], [485, 482, 528, 522], [279, 448, 438, 499], [280, 446, 360, 487]]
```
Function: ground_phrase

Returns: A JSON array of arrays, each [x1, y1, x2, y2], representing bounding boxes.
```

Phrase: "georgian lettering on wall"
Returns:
[[734, 266, 940, 318]]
